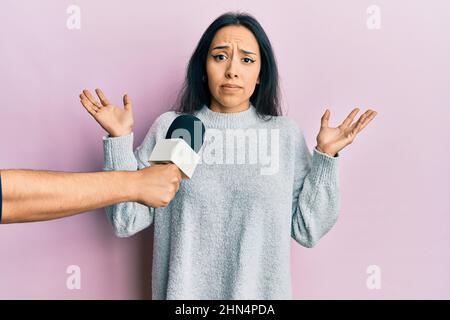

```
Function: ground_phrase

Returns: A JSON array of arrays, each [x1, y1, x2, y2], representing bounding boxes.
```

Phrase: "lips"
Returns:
[[222, 84, 242, 88]]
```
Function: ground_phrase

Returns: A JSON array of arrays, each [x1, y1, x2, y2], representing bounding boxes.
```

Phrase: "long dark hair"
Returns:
[[172, 11, 282, 118]]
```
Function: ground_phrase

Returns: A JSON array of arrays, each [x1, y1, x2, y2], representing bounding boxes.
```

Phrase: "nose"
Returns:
[[226, 70, 238, 79], [225, 57, 239, 79]]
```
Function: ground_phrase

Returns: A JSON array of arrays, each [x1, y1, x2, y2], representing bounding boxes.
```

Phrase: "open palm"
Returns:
[[316, 107, 378, 157], [79, 88, 134, 137]]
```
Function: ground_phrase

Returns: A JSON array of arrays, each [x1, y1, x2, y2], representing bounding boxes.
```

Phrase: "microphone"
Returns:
[[149, 114, 206, 179]]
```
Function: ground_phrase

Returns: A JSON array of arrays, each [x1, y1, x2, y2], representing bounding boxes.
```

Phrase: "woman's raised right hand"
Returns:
[[79, 88, 134, 137]]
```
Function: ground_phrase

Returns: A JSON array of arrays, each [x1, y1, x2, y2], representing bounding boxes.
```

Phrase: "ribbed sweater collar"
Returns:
[[195, 103, 260, 129]]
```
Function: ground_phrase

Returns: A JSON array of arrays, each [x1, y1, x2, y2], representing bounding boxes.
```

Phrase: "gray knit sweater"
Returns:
[[102, 103, 340, 300]]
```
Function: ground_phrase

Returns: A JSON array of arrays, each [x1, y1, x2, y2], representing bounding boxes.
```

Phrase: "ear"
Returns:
[[257, 76, 260, 85]]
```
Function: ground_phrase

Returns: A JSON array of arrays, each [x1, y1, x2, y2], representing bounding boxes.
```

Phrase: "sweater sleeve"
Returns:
[[291, 126, 340, 248], [102, 121, 160, 238]]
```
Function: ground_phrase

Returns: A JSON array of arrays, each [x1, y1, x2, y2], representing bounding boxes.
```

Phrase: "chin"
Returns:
[[218, 95, 242, 105]]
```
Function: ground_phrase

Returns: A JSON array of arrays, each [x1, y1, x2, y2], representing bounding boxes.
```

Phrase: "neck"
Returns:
[[209, 99, 250, 113]]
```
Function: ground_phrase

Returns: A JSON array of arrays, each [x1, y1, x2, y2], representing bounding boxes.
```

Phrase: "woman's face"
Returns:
[[206, 25, 261, 113]]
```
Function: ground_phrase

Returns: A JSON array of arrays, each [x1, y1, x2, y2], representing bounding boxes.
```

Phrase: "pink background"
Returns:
[[0, 0, 449, 299]]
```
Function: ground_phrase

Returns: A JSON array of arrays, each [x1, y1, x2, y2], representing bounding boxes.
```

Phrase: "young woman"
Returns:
[[80, 12, 377, 299]]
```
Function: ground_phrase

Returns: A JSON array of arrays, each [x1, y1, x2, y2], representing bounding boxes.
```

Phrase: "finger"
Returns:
[[82, 89, 102, 108], [169, 163, 182, 181], [80, 93, 100, 112], [82, 90, 101, 109], [95, 88, 110, 106], [354, 111, 377, 134], [79, 94, 97, 115], [320, 109, 330, 128], [82, 92, 101, 111], [341, 107, 360, 128], [349, 110, 372, 130], [123, 94, 132, 111], [351, 110, 377, 135]]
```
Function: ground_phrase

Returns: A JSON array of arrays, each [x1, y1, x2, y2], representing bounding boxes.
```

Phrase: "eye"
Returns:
[[212, 54, 255, 64], [243, 57, 255, 64], [212, 54, 227, 61]]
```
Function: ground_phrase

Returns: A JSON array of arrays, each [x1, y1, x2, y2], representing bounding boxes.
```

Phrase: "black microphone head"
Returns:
[[165, 114, 206, 153]]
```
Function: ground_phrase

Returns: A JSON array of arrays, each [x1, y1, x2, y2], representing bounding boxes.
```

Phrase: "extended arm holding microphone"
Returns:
[[79, 88, 204, 237], [0, 164, 181, 224]]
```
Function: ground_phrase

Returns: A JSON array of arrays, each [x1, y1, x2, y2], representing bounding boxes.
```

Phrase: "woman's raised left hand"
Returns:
[[315, 107, 378, 157]]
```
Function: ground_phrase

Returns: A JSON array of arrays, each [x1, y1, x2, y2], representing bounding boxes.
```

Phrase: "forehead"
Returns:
[[210, 25, 259, 51]]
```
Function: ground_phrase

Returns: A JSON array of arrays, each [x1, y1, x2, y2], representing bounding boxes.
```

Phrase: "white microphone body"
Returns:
[[149, 138, 200, 179]]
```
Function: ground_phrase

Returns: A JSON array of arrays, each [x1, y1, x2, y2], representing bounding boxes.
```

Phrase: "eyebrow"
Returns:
[[211, 45, 257, 55]]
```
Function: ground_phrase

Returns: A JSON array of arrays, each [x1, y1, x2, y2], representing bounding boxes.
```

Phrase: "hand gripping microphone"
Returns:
[[149, 114, 205, 179]]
